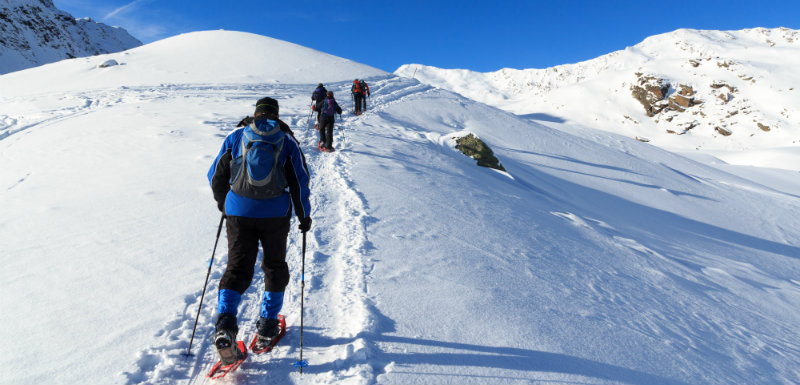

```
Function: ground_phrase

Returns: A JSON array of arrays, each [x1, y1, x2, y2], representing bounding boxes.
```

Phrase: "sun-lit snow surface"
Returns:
[[396, 28, 800, 171], [1, 31, 800, 385], [0, 30, 385, 95]]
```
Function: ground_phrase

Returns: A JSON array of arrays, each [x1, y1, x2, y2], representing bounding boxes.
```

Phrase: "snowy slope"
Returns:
[[396, 28, 800, 171], [1, 31, 799, 385], [0, 29, 385, 97], [0, 0, 142, 75]]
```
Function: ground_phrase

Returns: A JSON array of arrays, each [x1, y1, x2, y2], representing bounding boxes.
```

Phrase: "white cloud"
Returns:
[[103, 0, 149, 20]]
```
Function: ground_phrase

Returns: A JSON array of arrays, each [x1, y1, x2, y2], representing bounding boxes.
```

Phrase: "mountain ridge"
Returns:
[[396, 27, 800, 170], [0, 0, 142, 74]]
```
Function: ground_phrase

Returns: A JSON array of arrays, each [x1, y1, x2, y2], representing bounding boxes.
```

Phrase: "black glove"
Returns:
[[299, 217, 312, 233], [217, 200, 225, 213]]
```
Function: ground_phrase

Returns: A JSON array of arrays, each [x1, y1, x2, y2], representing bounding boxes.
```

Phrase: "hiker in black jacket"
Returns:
[[311, 83, 327, 124], [359, 80, 370, 112], [318, 91, 343, 152]]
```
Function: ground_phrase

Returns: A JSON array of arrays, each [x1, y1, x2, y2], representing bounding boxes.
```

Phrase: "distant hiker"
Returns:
[[207, 96, 312, 364], [351, 78, 363, 115], [318, 90, 343, 152], [311, 83, 327, 125], [359, 79, 370, 112]]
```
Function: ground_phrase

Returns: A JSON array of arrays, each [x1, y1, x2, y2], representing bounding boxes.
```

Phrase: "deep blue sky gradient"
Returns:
[[54, 0, 800, 72]]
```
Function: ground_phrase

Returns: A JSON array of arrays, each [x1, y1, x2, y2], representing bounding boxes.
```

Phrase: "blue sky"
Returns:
[[53, 0, 800, 73]]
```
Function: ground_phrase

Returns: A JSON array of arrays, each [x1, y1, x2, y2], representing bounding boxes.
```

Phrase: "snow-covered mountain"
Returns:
[[0, 0, 142, 75], [1, 30, 799, 385], [396, 28, 800, 171]]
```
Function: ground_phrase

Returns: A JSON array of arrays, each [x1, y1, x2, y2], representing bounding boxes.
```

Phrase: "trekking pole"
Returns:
[[184, 214, 225, 356], [339, 116, 346, 143], [293, 232, 309, 373]]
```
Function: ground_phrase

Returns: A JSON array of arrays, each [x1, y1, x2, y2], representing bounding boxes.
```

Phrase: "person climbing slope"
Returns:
[[207, 96, 312, 364], [359, 79, 370, 113], [311, 83, 327, 126], [318, 91, 343, 152], [351, 79, 363, 115]]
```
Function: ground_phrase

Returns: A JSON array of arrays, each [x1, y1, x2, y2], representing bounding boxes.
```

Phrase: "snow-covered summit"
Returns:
[[0, 0, 142, 75], [396, 28, 800, 170], [0, 30, 387, 95]]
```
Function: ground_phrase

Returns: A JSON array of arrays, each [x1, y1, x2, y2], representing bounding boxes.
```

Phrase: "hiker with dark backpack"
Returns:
[[318, 91, 343, 152], [359, 79, 370, 112], [207, 96, 312, 365], [311, 83, 327, 126], [351, 79, 363, 115]]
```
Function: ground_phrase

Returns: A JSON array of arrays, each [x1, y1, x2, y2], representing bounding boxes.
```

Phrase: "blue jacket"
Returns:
[[208, 119, 311, 219]]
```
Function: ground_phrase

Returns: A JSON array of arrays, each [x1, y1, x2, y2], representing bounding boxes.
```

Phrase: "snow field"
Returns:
[[2, 30, 800, 385]]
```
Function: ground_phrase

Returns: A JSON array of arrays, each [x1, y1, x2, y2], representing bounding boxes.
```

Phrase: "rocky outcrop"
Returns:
[[631, 75, 705, 118], [715, 127, 732, 136], [454, 133, 505, 171], [631, 74, 671, 116], [0, 0, 141, 74]]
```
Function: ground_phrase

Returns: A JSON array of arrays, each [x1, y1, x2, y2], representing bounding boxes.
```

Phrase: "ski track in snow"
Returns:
[[115, 77, 422, 385]]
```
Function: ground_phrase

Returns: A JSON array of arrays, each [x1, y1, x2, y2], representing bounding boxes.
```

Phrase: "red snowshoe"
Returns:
[[248, 314, 287, 354], [207, 340, 247, 379]]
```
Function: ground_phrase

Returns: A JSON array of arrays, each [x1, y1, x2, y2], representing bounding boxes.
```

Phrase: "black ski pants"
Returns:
[[219, 215, 291, 294], [314, 100, 324, 122], [353, 93, 363, 114], [319, 115, 335, 149]]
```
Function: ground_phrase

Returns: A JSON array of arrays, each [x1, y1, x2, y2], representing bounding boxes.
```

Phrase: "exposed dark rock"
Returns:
[[455, 134, 505, 171], [98, 59, 118, 68], [711, 83, 736, 93], [673, 94, 693, 108], [631, 74, 670, 116], [715, 127, 732, 136]]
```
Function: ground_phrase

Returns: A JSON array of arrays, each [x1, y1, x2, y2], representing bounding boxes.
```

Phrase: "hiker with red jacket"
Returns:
[[351, 79, 363, 115], [359, 79, 370, 112], [318, 91, 343, 152]]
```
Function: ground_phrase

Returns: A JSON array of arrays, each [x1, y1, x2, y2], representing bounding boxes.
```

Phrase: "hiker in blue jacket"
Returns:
[[318, 91, 343, 152], [207, 96, 312, 363]]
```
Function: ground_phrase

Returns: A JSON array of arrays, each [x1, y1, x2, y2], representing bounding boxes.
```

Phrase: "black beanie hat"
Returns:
[[254, 97, 279, 116]]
